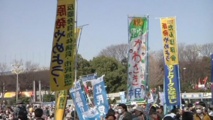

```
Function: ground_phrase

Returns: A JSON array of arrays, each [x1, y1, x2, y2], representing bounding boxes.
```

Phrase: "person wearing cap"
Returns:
[[193, 101, 211, 120], [132, 106, 145, 120]]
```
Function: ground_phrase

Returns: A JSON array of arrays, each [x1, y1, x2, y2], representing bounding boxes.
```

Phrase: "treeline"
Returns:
[[0, 43, 212, 93]]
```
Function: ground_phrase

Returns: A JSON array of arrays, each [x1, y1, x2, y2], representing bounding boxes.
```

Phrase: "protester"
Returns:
[[163, 107, 180, 120], [34, 108, 44, 120], [182, 111, 194, 120], [149, 111, 161, 120], [71, 110, 79, 120], [156, 105, 164, 119], [193, 101, 211, 120], [106, 113, 116, 120], [208, 105, 213, 120], [117, 103, 132, 120], [132, 106, 145, 120], [14, 100, 28, 120]]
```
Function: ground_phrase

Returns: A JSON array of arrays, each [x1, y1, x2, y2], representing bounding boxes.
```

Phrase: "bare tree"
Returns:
[[0, 63, 8, 75], [183, 44, 200, 63], [98, 44, 128, 61], [178, 43, 187, 62], [10, 60, 40, 91], [22, 61, 40, 91], [0, 63, 8, 98], [200, 43, 213, 56], [25, 61, 39, 72], [149, 51, 164, 87]]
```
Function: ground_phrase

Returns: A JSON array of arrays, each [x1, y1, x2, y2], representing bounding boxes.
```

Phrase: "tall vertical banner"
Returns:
[[160, 17, 181, 107], [160, 17, 179, 65], [211, 54, 213, 105], [164, 65, 181, 106], [54, 27, 81, 120], [127, 17, 149, 101], [55, 90, 68, 120], [50, 0, 76, 91], [92, 76, 110, 117], [70, 84, 90, 120]]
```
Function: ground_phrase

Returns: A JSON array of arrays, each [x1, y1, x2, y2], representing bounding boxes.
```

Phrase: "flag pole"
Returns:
[[74, 0, 78, 85], [211, 53, 213, 105], [74, 24, 89, 84], [146, 15, 150, 99], [73, 1, 78, 120]]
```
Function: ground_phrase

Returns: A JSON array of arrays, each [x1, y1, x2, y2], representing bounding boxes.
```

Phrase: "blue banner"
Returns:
[[164, 64, 181, 106], [70, 87, 90, 120], [211, 54, 213, 105], [119, 92, 127, 103], [83, 108, 101, 120], [81, 73, 97, 82], [93, 76, 110, 117]]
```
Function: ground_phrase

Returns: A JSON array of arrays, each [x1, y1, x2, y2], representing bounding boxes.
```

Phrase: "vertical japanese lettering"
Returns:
[[128, 17, 148, 101]]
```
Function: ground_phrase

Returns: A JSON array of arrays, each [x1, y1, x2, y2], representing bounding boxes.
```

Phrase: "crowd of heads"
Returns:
[[1, 100, 213, 120], [104, 101, 213, 120], [0, 101, 79, 120]]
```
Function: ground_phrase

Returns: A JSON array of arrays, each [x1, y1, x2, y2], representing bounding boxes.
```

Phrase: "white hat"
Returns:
[[135, 106, 143, 112]]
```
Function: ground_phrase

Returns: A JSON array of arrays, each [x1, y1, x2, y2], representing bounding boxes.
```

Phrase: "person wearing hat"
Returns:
[[132, 106, 145, 120], [193, 101, 211, 120]]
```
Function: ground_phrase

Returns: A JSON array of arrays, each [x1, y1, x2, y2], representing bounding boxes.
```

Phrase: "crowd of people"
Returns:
[[0, 100, 77, 120], [0, 100, 213, 120], [105, 101, 213, 120]]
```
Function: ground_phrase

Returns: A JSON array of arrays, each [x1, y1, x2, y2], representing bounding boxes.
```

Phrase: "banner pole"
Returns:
[[175, 16, 182, 110], [54, 92, 57, 120], [74, 0, 78, 84], [74, 24, 89, 84], [177, 65, 182, 109], [211, 53, 213, 105], [163, 78, 166, 115], [74, 1, 78, 120], [146, 15, 150, 99], [127, 15, 130, 103]]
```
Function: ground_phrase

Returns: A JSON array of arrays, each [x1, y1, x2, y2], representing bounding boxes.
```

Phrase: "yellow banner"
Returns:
[[55, 90, 68, 120], [50, 0, 76, 91], [54, 28, 81, 120], [160, 17, 179, 65]]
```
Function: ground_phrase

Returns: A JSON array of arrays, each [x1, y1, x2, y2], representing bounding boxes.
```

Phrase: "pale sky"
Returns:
[[0, 0, 213, 68]]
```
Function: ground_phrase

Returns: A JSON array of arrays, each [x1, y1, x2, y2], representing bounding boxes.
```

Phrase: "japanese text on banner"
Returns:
[[160, 17, 179, 65], [127, 17, 148, 102], [164, 65, 180, 105], [70, 87, 90, 120], [93, 77, 110, 117], [50, 0, 76, 91]]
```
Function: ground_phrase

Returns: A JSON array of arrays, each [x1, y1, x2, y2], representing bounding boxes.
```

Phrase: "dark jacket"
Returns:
[[118, 112, 132, 120]]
